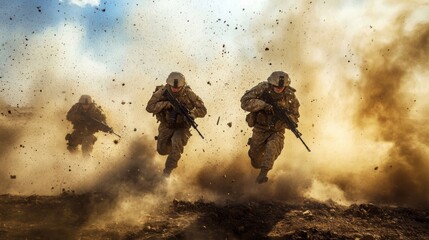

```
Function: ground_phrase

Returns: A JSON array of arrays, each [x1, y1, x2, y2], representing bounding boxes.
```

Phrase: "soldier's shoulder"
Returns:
[[284, 86, 298, 98], [255, 82, 270, 90], [257, 81, 269, 88], [286, 86, 296, 92], [242, 82, 267, 97], [154, 84, 165, 93], [250, 82, 269, 93], [69, 103, 80, 111], [184, 86, 206, 105], [183, 85, 198, 95], [91, 103, 104, 113]]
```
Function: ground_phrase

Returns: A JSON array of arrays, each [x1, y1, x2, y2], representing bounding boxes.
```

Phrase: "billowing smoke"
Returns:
[[345, 17, 429, 207], [0, 103, 24, 192], [1, 0, 428, 220], [249, 1, 429, 208]]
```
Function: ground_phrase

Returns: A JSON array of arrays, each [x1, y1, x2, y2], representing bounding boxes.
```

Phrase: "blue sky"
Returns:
[[0, 0, 128, 63]]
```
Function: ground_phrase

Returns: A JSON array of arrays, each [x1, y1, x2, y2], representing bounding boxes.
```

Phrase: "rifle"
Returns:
[[162, 89, 205, 139], [261, 91, 311, 152], [83, 113, 122, 138]]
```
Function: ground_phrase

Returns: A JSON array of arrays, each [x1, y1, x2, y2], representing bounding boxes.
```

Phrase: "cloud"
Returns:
[[62, 0, 100, 8]]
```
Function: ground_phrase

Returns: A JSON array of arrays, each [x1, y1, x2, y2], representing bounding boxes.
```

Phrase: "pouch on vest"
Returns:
[[246, 112, 256, 127], [153, 85, 165, 122]]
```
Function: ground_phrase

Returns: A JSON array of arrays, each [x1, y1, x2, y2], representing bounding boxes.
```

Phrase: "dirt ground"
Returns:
[[0, 193, 428, 240], [1, 106, 429, 240]]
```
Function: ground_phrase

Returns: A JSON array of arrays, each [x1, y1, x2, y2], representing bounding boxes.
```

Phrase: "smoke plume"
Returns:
[[347, 17, 429, 207], [1, 1, 428, 215]]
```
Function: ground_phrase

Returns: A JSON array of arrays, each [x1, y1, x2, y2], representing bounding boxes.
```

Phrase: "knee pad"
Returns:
[[250, 157, 262, 169], [157, 148, 169, 155], [65, 133, 72, 141], [67, 145, 77, 153]]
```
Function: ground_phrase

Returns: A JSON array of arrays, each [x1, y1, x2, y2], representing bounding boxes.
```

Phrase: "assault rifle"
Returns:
[[162, 89, 204, 139], [261, 91, 311, 152], [83, 113, 122, 138]]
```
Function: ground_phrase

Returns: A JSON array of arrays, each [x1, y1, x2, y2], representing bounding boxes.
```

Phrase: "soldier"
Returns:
[[146, 72, 207, 177], [65, 94, 113, 157], [241, 71, 300, 184]]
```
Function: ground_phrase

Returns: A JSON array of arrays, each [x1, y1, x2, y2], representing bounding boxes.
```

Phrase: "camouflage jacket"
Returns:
[[146, 85, 207, 128], [241, 82, 300, 131], [66, 103, 109, 134]]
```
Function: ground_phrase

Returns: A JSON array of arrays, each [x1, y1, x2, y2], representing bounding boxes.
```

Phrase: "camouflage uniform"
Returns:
[[241, 75, 300, 183], [66, 98, 111, 157], [146, 84, 206, 175]]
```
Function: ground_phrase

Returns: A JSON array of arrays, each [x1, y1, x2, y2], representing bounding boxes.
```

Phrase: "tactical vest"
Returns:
[[246, 86, 297, 131], [153, 85, 193, 128]]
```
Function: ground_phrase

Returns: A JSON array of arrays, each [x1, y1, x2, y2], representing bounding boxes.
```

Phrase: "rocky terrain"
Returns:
[[0, 193, 428, 240], [1, 105, 429, 240]]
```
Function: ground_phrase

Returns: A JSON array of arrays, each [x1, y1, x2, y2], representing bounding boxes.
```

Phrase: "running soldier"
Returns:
[[241, 71, 301, 183], [146, 72, 207, 177], [65, 95, 113, 157]]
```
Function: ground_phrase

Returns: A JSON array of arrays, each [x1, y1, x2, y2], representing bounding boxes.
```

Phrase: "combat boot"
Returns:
[[162, 168, 172, 177], [256, 168, 269, 184], [67, 145, 78, 154]]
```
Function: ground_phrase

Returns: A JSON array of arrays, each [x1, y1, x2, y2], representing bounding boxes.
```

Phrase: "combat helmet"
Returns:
[[79, 95, 93, 105], [166, 72, 186, 88], [267, 71, 291, 87]]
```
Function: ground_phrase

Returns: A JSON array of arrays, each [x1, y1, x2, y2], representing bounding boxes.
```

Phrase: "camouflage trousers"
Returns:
[[248, 127, 285, 170], [65, 130, 97, 157], [156, 123, 191, 170]]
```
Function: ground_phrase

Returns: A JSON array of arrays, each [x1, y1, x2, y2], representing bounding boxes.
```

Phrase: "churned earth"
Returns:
[[1, 105, 429, 240], [0, 193, 428, 240]]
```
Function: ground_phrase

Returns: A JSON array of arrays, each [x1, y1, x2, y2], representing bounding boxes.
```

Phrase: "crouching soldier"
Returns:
[[66, 94, 113, 157], [146, 72, 207, 177], [241, 71, 301, 183]]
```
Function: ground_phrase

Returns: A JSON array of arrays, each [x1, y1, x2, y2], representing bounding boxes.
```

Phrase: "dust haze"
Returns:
[[1, 1, 428, 230]]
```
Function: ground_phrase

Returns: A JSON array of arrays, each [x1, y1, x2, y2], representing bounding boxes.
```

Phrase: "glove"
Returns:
[[189, 110, 196, 119], [264, 104, 274, 114], [163, 101, 173, 110], [101, 125, 112, 133]]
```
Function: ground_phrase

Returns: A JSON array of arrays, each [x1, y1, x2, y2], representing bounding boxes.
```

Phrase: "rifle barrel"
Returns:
[[86, 114, 121, 138], [299, 136, 311, 152]]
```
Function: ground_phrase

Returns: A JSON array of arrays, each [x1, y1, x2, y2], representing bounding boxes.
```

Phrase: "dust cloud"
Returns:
[[245, 1, 429, 208], [345, 17, 429, 207], [0, 103, 24, 193], [0, 2, 428, 229]]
